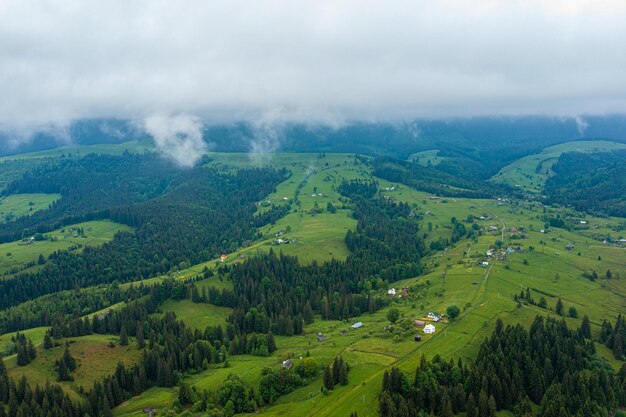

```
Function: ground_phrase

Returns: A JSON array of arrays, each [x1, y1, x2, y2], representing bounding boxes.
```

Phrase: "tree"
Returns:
[[580, 315, 592, 339], [323, 365, 334, 390], [555, 298, 564, 316], [568, 306, 578, 318], [446, 305, 460, 321], [43, 332, 53, 349], [136, 322, 145, 349], [387, 308, 400, 324], [62, 345, 76, 371], [57, 360, 72, 381], [119, 326, 128, 346], [178, 381, 194, 405]]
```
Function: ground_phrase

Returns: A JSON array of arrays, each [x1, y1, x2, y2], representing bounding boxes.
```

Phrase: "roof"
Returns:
[[351, 322, 363, 329], [423, 324, 436, 334]]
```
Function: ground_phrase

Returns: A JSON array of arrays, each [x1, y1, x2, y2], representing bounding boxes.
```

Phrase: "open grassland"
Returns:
[[0, 220, 133, 277], [5, 334, 142, 400], [160, 299, 232, 330], [491, 140, 626, 193], [0, 140, 154, 163], [0, 193, 60, 223], [407, 149, 446, 166], [202, 153, 369, 264]]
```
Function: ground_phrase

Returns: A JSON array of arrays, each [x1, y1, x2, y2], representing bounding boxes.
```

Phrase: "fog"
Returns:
[[1, 0, 626, 147]]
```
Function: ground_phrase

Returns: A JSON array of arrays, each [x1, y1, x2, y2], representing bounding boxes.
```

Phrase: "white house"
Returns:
[[387, 288, 397, 296], [423, 324, 436, 334], [481, 262, 489, 268]]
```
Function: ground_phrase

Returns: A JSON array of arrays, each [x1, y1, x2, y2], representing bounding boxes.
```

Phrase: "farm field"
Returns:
[[0, 220, 133, 276], [0, 193, 60, 223], [491, 140, 626, 193]]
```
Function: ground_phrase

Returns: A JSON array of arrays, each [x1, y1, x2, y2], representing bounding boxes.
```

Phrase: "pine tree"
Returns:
[[581, 315, 592, 339], [119, 326, 128, 346], [62, 345, 76, 371], [555, 298, 564, 316], [136, 322, 145, 349], [43, 332, 53, 349], [323, 365, 334, 390], [57, 360, 71, 381], [178, 381, 193, 405]]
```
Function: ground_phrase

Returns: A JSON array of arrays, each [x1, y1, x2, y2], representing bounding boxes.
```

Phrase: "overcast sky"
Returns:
[[1, 0, 626, 131]]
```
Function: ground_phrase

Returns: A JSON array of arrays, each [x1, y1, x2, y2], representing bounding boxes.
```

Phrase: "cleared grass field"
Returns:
[[491, 140, 626, 193], [5, 334, 142, 399], [0, 140, 154, 163], [407, 149, 446, 166], [0, 193, 60, 223], [0, 219, 133, 276], [160, 299, 232, 330]]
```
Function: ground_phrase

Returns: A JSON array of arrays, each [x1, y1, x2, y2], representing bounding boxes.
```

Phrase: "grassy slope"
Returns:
[[491, 140, 626, 193], [407, 149, 446, 166], [0, 193, 61, 223], [0, 140, 154, 163], [1, 151, 622, 417], [0, 220, 133, 276], [115, 155, 626, 417], [5, 334, 142, 399]]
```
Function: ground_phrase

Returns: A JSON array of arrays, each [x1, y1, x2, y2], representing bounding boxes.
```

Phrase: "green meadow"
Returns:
[[407, 149, 446, 166], [5, 334, 142, 400], [0, 140, 154, 163], [492, 140, 626, 193], [0, 193, 60, 223], [0, 220, 133, 276]]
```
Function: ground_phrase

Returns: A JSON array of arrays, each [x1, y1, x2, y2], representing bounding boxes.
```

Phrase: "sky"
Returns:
[[1, 0, 626, 136]]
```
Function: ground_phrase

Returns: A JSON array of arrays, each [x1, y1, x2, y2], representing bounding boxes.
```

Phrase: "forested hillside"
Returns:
[[545, 150, 626, 216]]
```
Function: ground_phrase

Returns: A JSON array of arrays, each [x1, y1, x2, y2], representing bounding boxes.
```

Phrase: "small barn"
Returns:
[[423, 324, 436, 334], [351, 322, 363, 329], [414, 335, 422, 342], [414, 320, 425, 327], [282, 360, 293, 369]]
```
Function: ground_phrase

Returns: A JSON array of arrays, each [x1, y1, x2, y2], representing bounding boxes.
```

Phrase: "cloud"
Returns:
[[143, 114, 208, 167], [1, 0, 626, 133], [575, 116, 589, 136]]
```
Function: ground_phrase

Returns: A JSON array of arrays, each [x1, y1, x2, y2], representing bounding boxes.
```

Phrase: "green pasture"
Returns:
[[0, 220, 133, 276], [0, 193, 60, 223], [491, 140, 626, 193]]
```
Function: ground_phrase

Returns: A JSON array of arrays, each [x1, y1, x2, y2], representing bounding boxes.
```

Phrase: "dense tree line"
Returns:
[[0, 153, 179, 243], [226, 180, 424, 336], [600, 314, 626, 360], [0, 157, 286, 309], [0, 283, 147, 335], [379, 316, 624, 417], [545, 150, 626, 216], [372, 157, 516, 199]]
